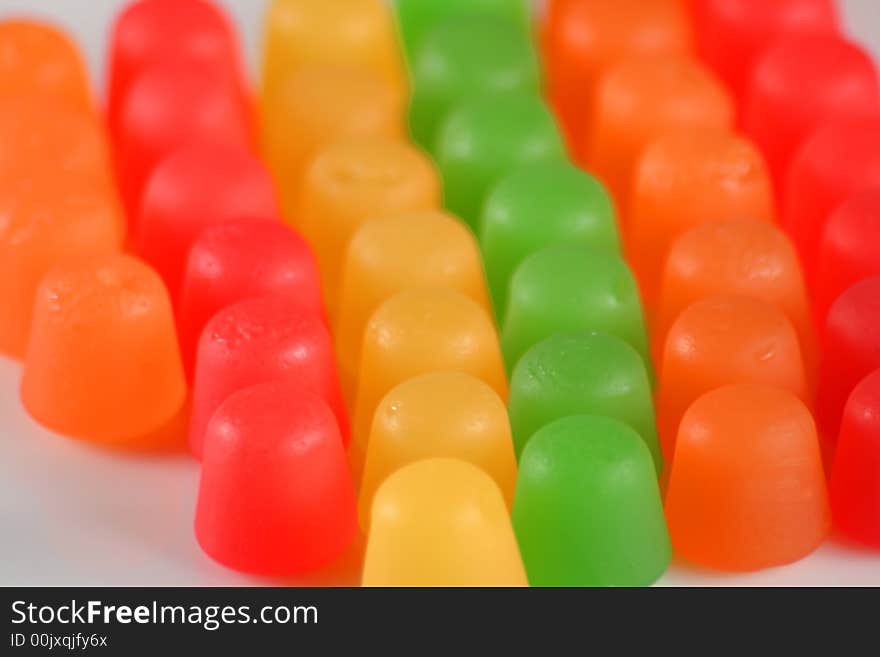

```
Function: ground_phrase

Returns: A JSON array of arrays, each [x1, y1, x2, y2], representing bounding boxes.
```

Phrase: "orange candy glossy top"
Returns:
[[542, 0, 692, 150], [582, 56, 733, 211]]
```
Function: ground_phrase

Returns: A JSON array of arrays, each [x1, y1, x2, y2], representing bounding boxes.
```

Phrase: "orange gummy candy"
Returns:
[[0, 99, 114, 191], [21, 254, 186, 445], [542, 0, 692, 151], [0, 19, 93, 112], [654, 218, 816, 384], [583, 56, 733, 213], [656, 295, 809, 461], [665, 384, 830, 571], [628, 129, 774, 307], [0, 176, 123, 358]]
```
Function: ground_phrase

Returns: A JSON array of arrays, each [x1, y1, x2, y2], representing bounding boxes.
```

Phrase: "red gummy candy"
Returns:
[[784, 119, 880, 284], [137, 143, 279, 305], [743, 34, 880, 192], [189, 297, 348, 459], [694, 0, 839, 102], [815, 189, 880, 324], [107, 0, 248, 142], [178, 219, 325, 379], [195, 382, 356, 575], [830, 368, 880, 549], [816, 276, 880, 440], [115, 61, 251, 219]]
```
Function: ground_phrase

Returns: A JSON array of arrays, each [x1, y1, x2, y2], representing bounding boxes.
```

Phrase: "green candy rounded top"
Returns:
[[513, 414, 671, 587], [480, 162, 619, 319], [435, 94, 567, 230], [502, 245, 651, 376], [394, 0, 531, 64], [508, 331, 661, 471], [409, 16, 540, 149]]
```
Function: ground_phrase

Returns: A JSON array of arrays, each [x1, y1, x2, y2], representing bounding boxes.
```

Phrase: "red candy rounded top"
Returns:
[[744, 34, 880, 190], [195, 382, 356, 575], [815, 189, 880, 323], [830, 368, 880, 548], [784, 119, 880, 282], [178, 219, 324, 378], [189, 296, 348, 458], [817, 275, 880, 439], [137, 143, 279, 303], [695, 0, 839, 101], [115, 60, 252, 218], [107, 0, 246, 136]]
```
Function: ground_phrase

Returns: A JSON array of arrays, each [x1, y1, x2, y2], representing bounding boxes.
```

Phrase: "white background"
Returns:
[[1, 1, 879, 586]]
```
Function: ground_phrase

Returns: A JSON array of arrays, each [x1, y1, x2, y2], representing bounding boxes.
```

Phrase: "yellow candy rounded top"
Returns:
[[362, 458, 527, 587], [359, 371, 517, 529], [336, 210, 491, 402], [262, 0, 406, 100]]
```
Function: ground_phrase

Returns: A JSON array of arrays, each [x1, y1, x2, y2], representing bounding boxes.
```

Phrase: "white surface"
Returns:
[[1, 0, 879, 587]]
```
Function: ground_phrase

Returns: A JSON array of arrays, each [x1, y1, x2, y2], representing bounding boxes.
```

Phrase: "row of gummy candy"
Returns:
[[1, 0, 878, 586]]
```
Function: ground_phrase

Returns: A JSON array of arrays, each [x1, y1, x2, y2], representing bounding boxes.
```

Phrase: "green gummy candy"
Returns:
[[513, 414, 672, 587], [393, 0, 531, 64], [435, 94, 566, 231], [508, 331, 661, 472], [501, 244, 651, 377], [409, 16, 539, 149], [480, 162, 619, 320]]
